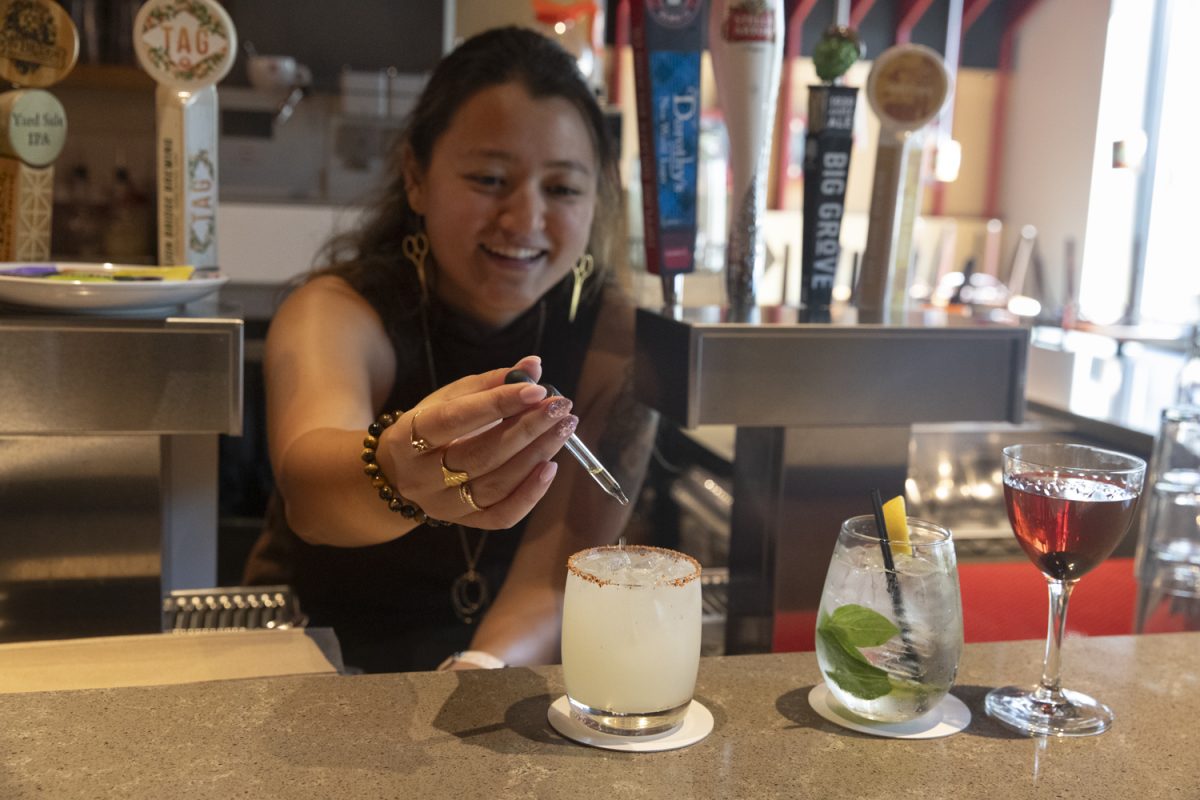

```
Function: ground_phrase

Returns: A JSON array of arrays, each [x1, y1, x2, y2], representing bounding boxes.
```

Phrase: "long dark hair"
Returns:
[[318, 26, 621, 313]]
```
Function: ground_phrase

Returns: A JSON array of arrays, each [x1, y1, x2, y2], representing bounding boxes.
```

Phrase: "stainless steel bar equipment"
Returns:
[[0, 308, 243, 642], [635, 305, 1028, 652]]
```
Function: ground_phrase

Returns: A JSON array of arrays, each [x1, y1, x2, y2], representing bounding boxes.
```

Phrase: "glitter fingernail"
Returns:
[[547, 398, 572, 419]]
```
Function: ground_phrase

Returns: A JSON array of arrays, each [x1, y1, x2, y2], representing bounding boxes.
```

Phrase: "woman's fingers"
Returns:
[[406, 382, 545, 452], [381, 355, 568, 527], [440, 395, 574, 479], [402, 408, 575, 527], [406, 358, 547, 450], [450, 412, 578, 512], [458, 459, 560, 529], [431, 356, 543, 405]]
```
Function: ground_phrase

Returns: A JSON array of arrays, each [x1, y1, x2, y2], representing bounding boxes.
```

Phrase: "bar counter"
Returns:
[[2, 633, 1197, 798]]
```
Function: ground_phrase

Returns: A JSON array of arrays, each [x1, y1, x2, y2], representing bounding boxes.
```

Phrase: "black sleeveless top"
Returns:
[[245, 269, 603, 673]]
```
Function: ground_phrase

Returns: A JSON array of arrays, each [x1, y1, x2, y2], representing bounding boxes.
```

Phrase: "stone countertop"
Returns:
[[1, 633, 1197, 799]]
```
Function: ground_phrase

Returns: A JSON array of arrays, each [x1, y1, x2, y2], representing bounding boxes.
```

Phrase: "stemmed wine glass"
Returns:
[[985, 443, 1145, 737]]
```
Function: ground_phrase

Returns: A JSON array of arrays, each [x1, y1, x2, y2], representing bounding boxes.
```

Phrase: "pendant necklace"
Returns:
[[451, 527, 490, 624], [418, 296, 547, 624]]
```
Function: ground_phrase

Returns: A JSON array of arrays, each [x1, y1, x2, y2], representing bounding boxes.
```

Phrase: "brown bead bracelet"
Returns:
[[361, 410, 450, 526]]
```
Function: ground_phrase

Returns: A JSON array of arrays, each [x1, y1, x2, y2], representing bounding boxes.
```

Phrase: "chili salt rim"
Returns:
[[567, 545, 701, 588]]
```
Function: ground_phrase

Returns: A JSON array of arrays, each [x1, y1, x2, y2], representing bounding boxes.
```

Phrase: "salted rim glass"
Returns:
[[566, 545, 702, 587], [561, 545, 702, 736]]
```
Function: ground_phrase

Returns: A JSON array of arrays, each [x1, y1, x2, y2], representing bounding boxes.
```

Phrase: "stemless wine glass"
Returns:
[[985, 443, 1146, 737], [815, 515, 964, 722]]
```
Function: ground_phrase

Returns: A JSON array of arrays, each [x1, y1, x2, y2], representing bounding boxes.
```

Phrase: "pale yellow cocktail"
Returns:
[[561, 545, 701, 735]]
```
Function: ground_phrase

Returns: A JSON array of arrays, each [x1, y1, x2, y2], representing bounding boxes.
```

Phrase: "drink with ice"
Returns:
[[815, 516, 963, 722], [561, 545, 701, 735]]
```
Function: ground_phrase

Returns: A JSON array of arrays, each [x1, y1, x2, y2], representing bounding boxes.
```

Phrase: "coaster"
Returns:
[[808, 683, 971, 739], [547, 695, 713, 752]]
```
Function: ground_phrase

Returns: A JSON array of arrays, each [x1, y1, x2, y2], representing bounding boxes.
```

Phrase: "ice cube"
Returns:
[[577, 547, 698, 586], [892, 552, 938, 577], [864, 625, 935, 681]]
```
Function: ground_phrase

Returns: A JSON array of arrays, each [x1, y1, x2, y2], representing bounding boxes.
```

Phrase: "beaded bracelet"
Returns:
[[361, 410, 450, 526]]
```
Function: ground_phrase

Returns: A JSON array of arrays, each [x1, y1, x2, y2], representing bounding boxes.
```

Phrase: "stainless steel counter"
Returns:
[[635, 306, 1027, 429], [0, 632, 1195, 799], [0, 303, 244, 642], [0, 309, 242, 435]]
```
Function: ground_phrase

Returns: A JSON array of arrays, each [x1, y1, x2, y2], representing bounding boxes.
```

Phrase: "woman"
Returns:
[[244, 27, 658, 673]]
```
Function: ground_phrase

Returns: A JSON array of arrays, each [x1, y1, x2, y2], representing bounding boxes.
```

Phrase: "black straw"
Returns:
[[871, 489, 920, 669], [870, 488, 899, 576]]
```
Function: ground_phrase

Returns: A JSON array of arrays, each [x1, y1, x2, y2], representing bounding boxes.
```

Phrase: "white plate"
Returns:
[[808, 683, 971, 739], [546, 695, 713, 752], [0, 266, 227, 313]]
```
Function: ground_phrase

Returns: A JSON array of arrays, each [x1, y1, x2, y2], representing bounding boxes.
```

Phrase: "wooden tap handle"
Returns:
[[0, 0, 79, 89]]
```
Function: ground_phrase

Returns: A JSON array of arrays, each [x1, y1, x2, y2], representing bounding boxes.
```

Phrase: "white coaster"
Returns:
[[547, 695, 713, 752], [808, 683, 971, 739]]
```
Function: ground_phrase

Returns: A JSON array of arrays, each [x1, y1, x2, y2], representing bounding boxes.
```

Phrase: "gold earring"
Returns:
[[569, 254, 594, 323], [402, 231, 431, 303]]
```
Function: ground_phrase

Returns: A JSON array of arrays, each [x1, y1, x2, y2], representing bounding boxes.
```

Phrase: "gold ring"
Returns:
[[458, 482, 484, 512], [440, 453, 470, 487], [410, 408, 433, 452]]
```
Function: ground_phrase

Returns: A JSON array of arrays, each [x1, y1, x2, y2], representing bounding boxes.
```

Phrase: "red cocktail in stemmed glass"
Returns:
[[985, 443, 1145, 737]]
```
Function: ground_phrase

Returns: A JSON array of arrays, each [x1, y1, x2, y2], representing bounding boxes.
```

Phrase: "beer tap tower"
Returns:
[[0, 0, 79, 261], [132, 0, 236, 269], [634, 19, 1026, 655]]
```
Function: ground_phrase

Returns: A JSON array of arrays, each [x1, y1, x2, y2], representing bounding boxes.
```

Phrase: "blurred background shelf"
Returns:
[[59, 64, 154, 92]]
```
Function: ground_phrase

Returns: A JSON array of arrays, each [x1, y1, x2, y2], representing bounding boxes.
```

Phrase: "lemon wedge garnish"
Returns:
[[881, 495, 912, 557]]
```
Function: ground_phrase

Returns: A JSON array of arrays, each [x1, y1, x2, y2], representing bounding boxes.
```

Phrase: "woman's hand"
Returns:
[[377, 355, 580, 528]]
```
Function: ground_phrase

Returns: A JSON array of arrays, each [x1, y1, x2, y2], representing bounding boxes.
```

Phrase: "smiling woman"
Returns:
[[405, 82, 598, 329], [241, 26, 657, 674]]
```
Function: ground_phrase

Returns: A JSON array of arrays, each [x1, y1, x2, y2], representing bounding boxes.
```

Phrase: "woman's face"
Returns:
[[406, 81, 599, 329]]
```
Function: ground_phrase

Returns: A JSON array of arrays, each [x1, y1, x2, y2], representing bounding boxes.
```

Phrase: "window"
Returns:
[[1138, 0, 1200, 325]]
